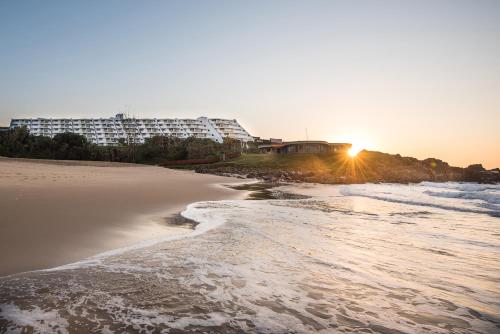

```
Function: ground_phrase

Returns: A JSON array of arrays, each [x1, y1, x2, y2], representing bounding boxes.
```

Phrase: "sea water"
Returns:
[[0, 182, 499, 333]]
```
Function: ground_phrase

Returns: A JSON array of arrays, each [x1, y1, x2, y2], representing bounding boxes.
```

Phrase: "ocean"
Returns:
[[1, 182, 499, 333]]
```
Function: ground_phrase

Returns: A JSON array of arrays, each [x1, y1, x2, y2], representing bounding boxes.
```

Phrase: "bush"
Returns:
[[186, 138, 220, 159], [0, 128, 244, 165]]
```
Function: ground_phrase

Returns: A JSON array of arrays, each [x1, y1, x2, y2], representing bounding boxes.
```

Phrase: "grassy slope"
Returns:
[[191, 151, 465, 183], [217, 153, 357, 174]]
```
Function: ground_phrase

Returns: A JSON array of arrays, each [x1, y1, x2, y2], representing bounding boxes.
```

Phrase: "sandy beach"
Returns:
[[0, 158, 246, 276]]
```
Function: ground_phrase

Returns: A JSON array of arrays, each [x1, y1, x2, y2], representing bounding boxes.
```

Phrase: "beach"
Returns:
[[1, 179, 499, 332], [0, 158, 246, 276]]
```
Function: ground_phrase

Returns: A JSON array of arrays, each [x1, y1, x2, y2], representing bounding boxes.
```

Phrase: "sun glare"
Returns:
[[348, 145, 362, 157]]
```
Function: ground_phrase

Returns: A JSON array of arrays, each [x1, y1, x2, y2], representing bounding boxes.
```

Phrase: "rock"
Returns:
[[464, 164, 486, 182], [181, 152, 498, 185]]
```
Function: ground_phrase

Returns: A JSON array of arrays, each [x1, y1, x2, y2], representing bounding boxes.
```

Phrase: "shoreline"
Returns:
[[2, 213, 201, 279], [0, 158, 250, 276], [1, 168, 498, 332]]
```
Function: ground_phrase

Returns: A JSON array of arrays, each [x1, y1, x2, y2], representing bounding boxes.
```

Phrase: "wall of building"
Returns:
[[284, 143, 330, 154], [258, 141, 351, 154], [9, 114, 253, 146]]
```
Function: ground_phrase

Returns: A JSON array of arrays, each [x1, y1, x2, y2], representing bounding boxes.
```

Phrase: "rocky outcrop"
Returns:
[[191, 151, 498, 184], [464, 164, 500, 183]]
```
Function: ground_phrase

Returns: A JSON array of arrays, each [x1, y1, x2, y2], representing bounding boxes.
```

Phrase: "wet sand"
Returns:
[[0, 158, 246, 276]]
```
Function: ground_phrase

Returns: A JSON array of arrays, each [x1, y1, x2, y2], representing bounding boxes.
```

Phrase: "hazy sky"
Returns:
[[1, 0, 499, 168]]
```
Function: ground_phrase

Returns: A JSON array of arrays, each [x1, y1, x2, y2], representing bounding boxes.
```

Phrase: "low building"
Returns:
[[9, 114, 254, 146], [253, 137, 283, 145], [258, 141, 351, 154]]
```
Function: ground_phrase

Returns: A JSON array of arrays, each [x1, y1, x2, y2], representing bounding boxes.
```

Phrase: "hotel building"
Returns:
[[9, 114, 254, 146]]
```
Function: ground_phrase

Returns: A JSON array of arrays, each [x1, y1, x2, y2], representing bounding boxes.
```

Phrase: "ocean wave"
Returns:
[[340, 189, 499, 218], [420, 181, 499, 192], [423, 190, 500, 205]]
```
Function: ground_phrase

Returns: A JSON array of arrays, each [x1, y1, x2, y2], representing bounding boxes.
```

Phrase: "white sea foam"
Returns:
[[420, 181, 498, 192], [0, 304, 69, 334], [338, 182, 500, 217], [424, 189, 500, 204]]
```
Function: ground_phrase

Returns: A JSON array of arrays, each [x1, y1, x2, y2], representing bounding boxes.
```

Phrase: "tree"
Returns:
[[222, 137, 242, 154], [186, 137, 220, 159]]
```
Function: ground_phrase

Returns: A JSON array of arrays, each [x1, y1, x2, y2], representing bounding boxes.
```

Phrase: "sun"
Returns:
[[348, 145, 363, 157]]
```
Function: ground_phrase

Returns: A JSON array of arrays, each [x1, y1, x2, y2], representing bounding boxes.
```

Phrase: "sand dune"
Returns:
[[0, 158, 246, 276]]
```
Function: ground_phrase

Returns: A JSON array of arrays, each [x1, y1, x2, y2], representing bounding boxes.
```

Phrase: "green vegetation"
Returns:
[[211, 153, 348, 170], [3, 127, 490, 183], [193, 151, 467, 184], [0, 126, 242, 164]]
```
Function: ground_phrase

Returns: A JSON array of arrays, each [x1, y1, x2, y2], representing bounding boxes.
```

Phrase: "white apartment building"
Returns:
[[9, 114, 254, 146]]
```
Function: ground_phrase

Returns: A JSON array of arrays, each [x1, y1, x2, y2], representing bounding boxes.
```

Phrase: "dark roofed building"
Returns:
[[258, 141, 351, 154]]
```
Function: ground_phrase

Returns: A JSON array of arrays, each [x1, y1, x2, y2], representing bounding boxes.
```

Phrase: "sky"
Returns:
[[0, 0, 499, 168]]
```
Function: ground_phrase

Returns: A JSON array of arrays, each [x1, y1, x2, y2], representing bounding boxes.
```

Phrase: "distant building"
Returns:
[[258, 141, 351, 154], [9, 114, 254, 146], [252, 137, 283, 145]]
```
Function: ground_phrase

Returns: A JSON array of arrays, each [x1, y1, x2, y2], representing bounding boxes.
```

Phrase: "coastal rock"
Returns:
[[189, 152, 499, 185], [464, 164, 500, 183]]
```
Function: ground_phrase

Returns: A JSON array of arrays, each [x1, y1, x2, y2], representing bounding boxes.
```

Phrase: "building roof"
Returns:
[[258, 141, 351, 149]]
